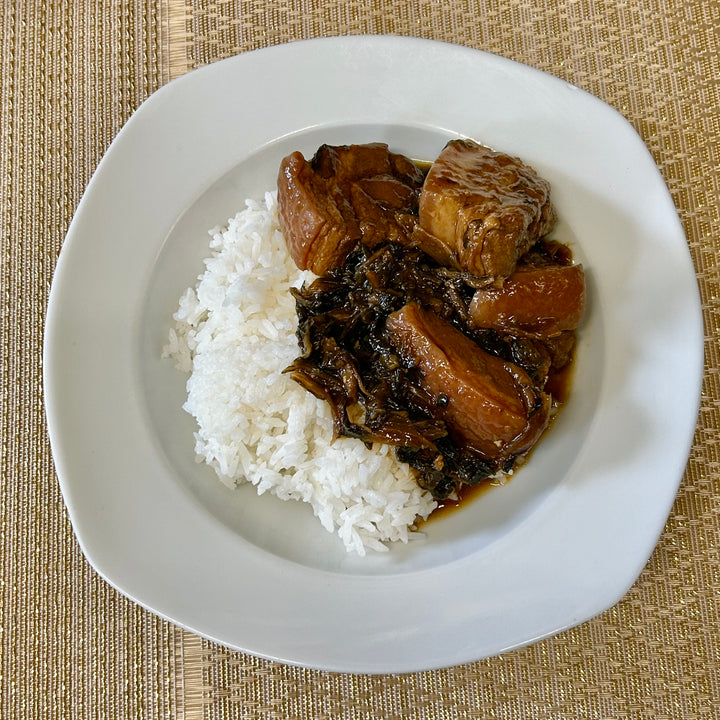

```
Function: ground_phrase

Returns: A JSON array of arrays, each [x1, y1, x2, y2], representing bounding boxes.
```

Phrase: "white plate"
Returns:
[[44, 36, 703, 673]]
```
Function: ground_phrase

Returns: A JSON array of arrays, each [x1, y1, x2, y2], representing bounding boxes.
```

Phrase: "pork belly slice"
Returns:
[[277, 143, 425, 275], [385, 302, 551, 461], [470, 263, 586, 338], [417, 139, 557, 281], [277, 151, 360, 276]]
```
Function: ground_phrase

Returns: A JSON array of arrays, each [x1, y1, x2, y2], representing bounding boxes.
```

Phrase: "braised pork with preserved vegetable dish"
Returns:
[[279, 139, 586, 501]]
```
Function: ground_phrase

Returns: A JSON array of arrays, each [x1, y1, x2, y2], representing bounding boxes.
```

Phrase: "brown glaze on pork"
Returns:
[[416, 139, 556, 281], [469, 263, 586, 338], [277, 143, 425, 275], [385, 302, 551, 461]]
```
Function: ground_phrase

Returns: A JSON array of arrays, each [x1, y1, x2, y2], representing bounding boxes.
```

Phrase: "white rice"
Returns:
[[163, 192, 437, 554]]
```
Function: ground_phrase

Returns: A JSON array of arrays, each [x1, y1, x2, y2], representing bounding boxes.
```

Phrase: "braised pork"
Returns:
[[385, 302, 551, 461], [278, 140, 583, 501], [416, 139, 556, 281], [469, 263, 586, 338], [277, 143, 425, 275]]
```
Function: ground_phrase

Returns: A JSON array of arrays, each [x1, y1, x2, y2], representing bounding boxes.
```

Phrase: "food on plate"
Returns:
[[280, 140, 585, 502], [166, 138, 585, 555]]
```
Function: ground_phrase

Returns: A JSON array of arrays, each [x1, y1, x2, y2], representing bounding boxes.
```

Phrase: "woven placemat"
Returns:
[[0, 3, 184, 718], [1, 0, 718, 718]]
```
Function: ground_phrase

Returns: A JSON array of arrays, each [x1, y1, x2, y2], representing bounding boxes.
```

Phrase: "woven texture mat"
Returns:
[[2, 0, 718, 718]]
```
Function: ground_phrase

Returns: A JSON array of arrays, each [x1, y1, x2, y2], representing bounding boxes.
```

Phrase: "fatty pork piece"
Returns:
[[277, 143, 425, 275], [416, 139, 557, 281], [385, 302, 551, 462], [470, 263, 586, 338]]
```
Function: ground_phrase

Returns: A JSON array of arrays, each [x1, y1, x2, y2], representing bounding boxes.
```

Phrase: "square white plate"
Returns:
[[44, 37, 703, 673]]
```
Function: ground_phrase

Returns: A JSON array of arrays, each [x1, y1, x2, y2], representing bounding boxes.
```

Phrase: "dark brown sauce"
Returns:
[[545, 358, 575, 405], [422, 478, 498, 523]]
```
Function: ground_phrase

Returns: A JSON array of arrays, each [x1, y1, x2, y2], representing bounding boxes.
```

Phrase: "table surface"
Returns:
[[2, 0, 719, 718]]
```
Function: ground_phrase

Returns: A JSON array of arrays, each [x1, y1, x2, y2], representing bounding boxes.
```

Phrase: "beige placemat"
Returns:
[[1, 0, 717, 718], [1, 3, 183, 718]]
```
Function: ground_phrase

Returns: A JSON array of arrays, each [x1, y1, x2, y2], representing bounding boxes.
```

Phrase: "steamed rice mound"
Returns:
[[164, 192, 437, 554]]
